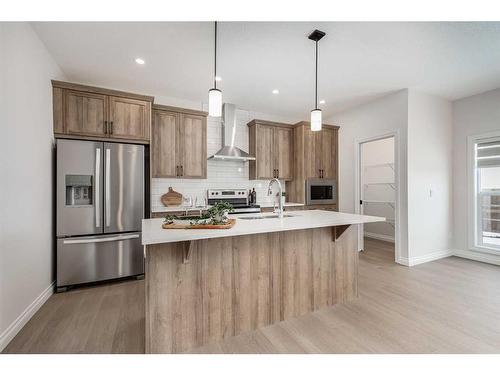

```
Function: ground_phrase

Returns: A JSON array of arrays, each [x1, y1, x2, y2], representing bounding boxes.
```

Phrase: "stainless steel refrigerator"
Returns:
[[56, 139, 144, 291]]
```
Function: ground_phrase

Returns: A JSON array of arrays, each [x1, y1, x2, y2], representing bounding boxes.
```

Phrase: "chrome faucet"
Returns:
[[267, 178, 284, 218]]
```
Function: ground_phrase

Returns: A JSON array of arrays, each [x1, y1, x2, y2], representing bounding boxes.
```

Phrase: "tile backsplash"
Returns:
[[151, 108, 292, 212]]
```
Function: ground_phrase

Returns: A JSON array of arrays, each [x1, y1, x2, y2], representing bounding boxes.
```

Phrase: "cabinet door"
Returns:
[[255, 125, 275, 179], [108, 96, 150, 141], [152, 110, 179, 178], [179, 114, 206, 178], [303, 127, 321, 179], [274, 127, 293, 180], [64, 90, 106, 136], [321, 128, 337, 179]]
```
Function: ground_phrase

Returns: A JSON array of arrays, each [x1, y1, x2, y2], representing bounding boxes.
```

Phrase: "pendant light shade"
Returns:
[[310, 109, 322, 131], [308, 29, 326, 132], [208, 88, 222, 117], [208, 21, 222, 117]]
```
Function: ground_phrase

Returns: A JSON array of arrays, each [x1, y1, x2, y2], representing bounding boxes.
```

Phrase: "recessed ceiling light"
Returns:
[[215, 76, 222, 81], [135, 58, 145, 65], [319, 99, 326, 104], [272, 89, 279, 95]]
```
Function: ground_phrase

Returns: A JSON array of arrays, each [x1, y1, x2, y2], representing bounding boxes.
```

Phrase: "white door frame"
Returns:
[[354, 130, 401, 263]]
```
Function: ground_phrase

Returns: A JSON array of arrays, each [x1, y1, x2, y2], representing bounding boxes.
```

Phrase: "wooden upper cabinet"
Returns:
[[179, 113, 207, 178], [321, 128, 337, 179], [274, 127, 293, 180], [248, 120, 294, 181], [108, 96, 150, 141], [152, 110, 178, 178], [52, 81, 153, 143], [63, 90, 106, 137], [151, 105, 207, 179], [254, 125, 275, 179], [303, 127, 322, 179]]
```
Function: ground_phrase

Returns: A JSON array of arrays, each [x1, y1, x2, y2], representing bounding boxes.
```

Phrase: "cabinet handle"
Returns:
[[104, 121, 108, 134], [109, 121, 113, 135], [277, 169, 279, 178], [180, 165, 183, 176], [176, 166, 179, 176]]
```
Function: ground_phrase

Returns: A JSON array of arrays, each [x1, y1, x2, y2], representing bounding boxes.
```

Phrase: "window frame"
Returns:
[[467, 131, 500, 254]]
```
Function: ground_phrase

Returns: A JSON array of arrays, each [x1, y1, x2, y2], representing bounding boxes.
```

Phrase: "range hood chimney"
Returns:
[[208, 103, 256, 161]]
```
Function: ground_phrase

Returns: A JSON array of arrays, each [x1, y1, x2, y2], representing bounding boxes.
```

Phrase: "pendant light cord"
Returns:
[[315, 40, 318, 110], [214, 21, 217, 89]]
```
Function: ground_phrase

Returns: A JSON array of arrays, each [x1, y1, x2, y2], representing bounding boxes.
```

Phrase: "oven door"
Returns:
[[306, 179, 337, 205]]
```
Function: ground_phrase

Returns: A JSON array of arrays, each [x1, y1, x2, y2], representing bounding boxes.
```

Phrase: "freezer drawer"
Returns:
[[57, 232, 144, 287]]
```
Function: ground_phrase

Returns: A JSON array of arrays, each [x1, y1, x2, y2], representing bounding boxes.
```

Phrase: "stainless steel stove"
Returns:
[[207, 189, 261, 214]]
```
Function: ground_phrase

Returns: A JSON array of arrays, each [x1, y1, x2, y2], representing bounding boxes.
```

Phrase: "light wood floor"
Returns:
[[3, 238, 500, 353]]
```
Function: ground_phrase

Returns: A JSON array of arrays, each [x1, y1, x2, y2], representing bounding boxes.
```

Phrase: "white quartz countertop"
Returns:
[[259, 202, 305, 208], [152, 206, 211, 213], [142, 210, 385, 245]]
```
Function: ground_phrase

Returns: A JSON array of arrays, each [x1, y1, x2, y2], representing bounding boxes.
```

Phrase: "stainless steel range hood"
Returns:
[[208, 103, 256, 161]]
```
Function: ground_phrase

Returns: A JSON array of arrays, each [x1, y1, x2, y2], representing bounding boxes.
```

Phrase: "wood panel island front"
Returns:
[[141, 210, 384, 353]]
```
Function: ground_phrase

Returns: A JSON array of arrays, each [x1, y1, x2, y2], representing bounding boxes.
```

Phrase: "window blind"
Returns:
[[477, 140, 500, 167]]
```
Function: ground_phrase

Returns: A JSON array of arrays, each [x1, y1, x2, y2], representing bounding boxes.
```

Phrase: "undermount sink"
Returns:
[[238, 214, 297, 220]]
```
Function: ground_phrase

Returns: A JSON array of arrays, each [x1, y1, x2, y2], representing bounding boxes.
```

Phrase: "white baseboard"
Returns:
[[453, 249, 500, 266], [407, 249, 453, 267], [0, 281, 54, 352], [396, 256, 409, 266], [364, 232, 395, 243]]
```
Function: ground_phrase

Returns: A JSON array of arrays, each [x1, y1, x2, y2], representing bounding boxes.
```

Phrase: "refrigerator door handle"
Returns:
[[62, 233, 140, 245], [105, 147, 111, 227], [95, 147, 101, 228]]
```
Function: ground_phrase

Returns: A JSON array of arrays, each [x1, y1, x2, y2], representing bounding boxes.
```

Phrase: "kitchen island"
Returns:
[[142, 210, 384, 353]]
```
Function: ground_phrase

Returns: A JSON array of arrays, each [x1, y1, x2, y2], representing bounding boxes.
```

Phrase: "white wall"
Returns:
[[453, 88, 500, 265], [326, 90, 409, 262], [0, 23, 65, 351], [407, 91, 453, 262]]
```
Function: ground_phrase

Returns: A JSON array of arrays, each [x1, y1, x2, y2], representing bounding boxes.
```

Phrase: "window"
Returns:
[[470, 135, 500, 252]]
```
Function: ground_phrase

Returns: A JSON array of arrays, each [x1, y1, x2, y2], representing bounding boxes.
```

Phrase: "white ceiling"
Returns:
[[32, 22, 500, 119]]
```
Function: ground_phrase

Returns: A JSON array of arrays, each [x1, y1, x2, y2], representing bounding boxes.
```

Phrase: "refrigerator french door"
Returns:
[[56, 139, 144, 290]]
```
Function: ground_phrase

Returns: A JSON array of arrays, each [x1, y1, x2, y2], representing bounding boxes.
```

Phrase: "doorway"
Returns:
[[355, 133, 400, 263]]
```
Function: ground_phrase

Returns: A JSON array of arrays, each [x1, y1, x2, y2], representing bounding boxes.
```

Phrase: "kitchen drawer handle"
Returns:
[[63, 234, 140, 245]]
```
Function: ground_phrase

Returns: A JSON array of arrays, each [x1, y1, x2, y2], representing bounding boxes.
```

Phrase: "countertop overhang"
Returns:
[[142, 210, 385, 245]]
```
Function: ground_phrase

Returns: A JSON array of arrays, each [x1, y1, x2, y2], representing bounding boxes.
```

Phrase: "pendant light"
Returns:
[[208, 21, 222, 117], [308, 29, 326, 131]]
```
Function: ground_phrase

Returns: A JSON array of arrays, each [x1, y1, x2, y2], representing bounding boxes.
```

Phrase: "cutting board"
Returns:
[[162, 219, 236, 230], [161, 187, 183, 207]]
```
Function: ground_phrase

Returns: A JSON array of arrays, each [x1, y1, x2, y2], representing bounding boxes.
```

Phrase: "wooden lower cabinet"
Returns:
[[145, 225, 358, 353]]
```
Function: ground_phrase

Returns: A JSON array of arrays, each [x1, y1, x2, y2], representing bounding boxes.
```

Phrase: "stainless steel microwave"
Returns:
[[305, 179, 337, 205]]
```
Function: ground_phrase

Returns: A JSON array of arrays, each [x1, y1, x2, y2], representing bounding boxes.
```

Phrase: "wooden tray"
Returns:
[[162, 219, 236, 230]]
